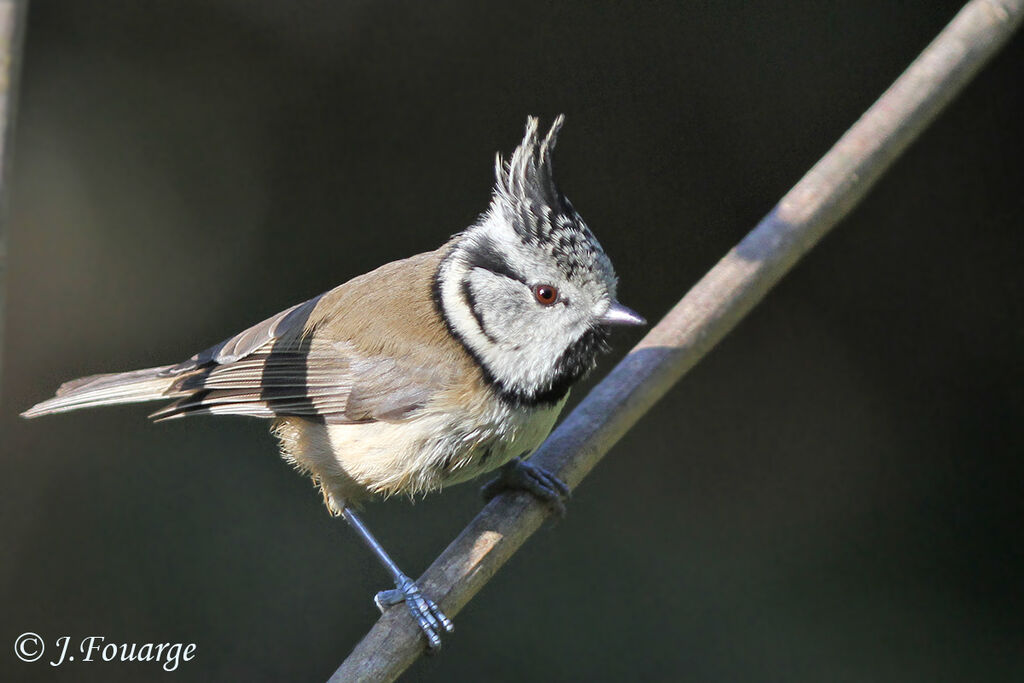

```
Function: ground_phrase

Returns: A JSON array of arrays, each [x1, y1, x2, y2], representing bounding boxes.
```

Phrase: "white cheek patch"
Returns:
[[439, 250, 565, 398], [466, 271, 524, 341]]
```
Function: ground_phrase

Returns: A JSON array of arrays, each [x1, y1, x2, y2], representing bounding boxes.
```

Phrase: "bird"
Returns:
[[21, 115, 646, 650]]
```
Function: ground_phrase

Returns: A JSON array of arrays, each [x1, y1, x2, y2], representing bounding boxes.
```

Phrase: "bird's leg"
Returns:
[[341, 508, 453, 650], [481, 456, 571, 516]]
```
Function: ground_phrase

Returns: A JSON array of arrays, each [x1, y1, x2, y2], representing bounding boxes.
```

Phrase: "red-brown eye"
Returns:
[[533, 284, 559, 305]]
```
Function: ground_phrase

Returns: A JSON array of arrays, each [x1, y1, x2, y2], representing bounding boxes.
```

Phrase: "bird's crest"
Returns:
[[488, 116, 613, 284], [493, 114, 568, 215]]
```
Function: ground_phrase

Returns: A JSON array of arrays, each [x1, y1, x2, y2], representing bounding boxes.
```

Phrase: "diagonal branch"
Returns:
[[331, 1, 1024, 680]]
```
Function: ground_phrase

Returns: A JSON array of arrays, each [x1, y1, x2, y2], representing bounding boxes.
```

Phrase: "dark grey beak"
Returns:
[[599, 301, 647, 327]]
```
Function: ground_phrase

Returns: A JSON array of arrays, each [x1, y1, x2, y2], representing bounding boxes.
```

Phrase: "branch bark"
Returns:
[[0, 0, 27, 397], [332, 1, 1024, 680]]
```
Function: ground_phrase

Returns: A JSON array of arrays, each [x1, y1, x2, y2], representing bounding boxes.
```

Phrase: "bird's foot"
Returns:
[[481, 457, 570, 516], [374, 575, 453, 651]]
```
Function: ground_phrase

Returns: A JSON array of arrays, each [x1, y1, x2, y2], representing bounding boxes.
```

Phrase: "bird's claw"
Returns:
[[374, 576, 453, 651], [481, 458, 570, 517]]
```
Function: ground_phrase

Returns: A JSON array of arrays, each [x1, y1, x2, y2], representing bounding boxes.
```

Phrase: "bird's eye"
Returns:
[[533, 284, 559, 305]]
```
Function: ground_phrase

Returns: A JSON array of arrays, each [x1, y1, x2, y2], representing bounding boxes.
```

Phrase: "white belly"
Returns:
[[273, 394, 567, 510]]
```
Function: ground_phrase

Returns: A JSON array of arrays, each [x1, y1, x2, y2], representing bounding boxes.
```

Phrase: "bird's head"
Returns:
[[436, 115, 645, 407]]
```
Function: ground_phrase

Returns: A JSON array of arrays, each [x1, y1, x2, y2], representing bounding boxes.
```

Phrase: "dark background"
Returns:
[[2, 1, 1022, 681]]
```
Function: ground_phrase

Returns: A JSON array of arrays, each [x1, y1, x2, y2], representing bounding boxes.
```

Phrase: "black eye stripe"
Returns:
[[464, 236, 529, 285]]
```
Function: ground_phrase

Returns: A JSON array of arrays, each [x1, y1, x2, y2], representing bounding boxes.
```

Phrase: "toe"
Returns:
[[523, 468, 569, 511], [409, 605, 442, 649], [542, 470, 571, 496], [481, 460, 570, 517], [397, 583, 453, 650], [374, 588, 404, 611], [419, 602, 442, 632], [430, 600, 455, 633], [421, 625, 442, 651], [407, 591, 439, 631]]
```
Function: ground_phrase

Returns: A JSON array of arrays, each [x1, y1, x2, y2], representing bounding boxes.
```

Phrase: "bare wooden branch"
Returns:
[[331, 1, 1024, 680], [0, 0, 27, 396]]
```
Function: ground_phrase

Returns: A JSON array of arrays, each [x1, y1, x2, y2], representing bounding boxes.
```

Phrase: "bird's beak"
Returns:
[[599, 301, 647, 327]]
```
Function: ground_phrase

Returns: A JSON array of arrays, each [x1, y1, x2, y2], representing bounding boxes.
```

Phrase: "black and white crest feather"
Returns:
[[494, 115, 570, 218], [491, 116, 616, 284]]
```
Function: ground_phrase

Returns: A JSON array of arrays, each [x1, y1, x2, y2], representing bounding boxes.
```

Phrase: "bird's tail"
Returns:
[[21, 365, 181, 418]]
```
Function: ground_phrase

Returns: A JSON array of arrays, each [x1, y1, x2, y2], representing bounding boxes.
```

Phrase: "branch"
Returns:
[[332, 1, 1024, 680], [0, 0, 27, 397]]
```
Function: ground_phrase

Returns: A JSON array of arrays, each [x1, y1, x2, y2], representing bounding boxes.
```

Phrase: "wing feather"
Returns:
[[153, 335, 449, 424]]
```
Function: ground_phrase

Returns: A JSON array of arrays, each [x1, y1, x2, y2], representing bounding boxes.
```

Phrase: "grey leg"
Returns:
[[481, 457, 571, 516], [341, 508, 454, 650]]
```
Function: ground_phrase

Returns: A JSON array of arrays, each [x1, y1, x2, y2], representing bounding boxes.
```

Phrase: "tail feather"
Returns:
[[21, 365, 182, 418]]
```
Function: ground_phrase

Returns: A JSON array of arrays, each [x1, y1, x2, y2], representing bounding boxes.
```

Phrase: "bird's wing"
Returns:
[[149, 336, 450, 424], [150, 248, 463, 424]]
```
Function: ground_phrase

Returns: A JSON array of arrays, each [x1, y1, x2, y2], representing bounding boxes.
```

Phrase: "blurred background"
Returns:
[[2, 1, 1022, 681]]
